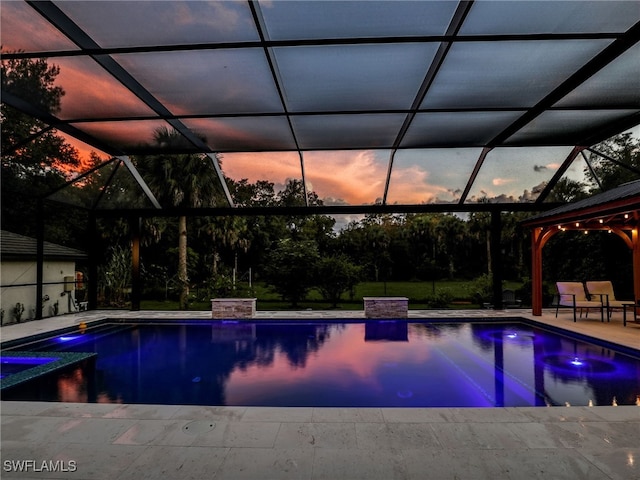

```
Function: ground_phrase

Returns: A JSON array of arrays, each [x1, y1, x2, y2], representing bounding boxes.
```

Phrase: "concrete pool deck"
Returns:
[[1, 309, 639, 479]]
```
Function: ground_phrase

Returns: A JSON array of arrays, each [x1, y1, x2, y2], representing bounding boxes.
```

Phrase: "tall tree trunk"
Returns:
[[517, 237, 524, 279], [212, 251, 219, 276], [178, 215, 189, 310], [486, 229, 492, 275]]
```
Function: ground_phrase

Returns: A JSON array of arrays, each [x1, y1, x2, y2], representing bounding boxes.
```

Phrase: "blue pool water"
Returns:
[[0, 356, 59, 378], [2, 320, 639, 407]]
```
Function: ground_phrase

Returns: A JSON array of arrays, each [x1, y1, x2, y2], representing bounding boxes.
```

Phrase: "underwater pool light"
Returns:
[[396, 390, 413, 399], [58, 336, 80, 342], [570, 357, 584, 366], [506, 333, 518, 339]]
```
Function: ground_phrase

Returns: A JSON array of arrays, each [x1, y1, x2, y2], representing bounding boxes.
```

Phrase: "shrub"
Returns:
[[468, 273, 493, 305], [315, 255, 362, 307], [263, 239, 319, 307], [13, 302, 24, 323], [426, 291, 454, 308]]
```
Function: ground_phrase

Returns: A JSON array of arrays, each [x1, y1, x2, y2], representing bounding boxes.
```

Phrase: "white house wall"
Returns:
[[1, 260, 78, 324]]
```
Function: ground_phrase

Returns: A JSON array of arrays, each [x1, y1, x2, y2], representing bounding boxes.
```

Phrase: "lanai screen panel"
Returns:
[[220, 151, 303, 198], [1, 0, 639, 209], [387, 149, 483, 205], [465, 147, 576, 204], [303, 150, 391, 206]]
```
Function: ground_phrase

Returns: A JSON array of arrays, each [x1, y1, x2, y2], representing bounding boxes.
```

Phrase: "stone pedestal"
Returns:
[[211, 298, 256, 319], [363, 297, 408, 318]]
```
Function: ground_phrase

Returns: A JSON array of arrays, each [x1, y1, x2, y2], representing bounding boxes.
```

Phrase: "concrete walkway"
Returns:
[[1, 309, 639, 479]]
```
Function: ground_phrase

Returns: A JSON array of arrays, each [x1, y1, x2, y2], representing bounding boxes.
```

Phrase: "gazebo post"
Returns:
[[633, 224, 640, 306], [531, 227, 544, 316]]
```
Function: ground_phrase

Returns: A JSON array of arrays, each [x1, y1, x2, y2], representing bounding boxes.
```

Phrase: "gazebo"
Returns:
[[522, 179, 640, 316]]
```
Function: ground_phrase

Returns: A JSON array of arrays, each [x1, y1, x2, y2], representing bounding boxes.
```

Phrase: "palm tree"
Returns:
[[134, 127, 225, 309]]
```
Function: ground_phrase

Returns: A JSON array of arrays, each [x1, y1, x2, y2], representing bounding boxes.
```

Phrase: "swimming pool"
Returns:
[[2, 320, 639, 407]]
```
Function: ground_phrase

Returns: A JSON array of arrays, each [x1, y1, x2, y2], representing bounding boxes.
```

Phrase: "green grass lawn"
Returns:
[[140, 279, 524, 311]]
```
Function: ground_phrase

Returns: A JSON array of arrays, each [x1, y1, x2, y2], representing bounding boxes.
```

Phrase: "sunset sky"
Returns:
[[61, 132, 607, 208]]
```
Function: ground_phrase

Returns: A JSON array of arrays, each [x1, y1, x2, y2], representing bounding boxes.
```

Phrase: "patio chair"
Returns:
[[502, 289, 522, 308], [555, 282, 604, 323], [585, 281, 635, 326]]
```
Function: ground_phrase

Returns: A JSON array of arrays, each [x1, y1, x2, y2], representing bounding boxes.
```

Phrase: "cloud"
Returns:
[[1, 2, 74, 52], [304, 151, 387, 205], [174, 1, 245, 34], [55, 58, 152, 119], [492, 178, 514, 186], [221, 152, 302, 185], [223, 150, 457, 206], [387, 163, 461, 204], [533, 165, 547, 172]]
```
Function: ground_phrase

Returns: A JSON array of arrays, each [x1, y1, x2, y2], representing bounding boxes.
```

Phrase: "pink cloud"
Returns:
[[54, 57, 153, 119], [222, 150, 459, 205], [222, 150, 388, 205], [1, 2, 75, 52], [221, 152, 302, 189], [387, 164, 449, 204], [304, 150, 387, 205]]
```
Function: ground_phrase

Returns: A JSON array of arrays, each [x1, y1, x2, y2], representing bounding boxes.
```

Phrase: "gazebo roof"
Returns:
[[522, 179, 640, 229]]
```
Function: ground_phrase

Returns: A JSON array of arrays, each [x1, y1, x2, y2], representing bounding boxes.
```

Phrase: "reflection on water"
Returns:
[[364, 321, 408, 341], [4, 321, 640, 407]]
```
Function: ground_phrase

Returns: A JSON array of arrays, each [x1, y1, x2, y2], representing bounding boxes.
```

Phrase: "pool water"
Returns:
[[2, 320, 639, 407], [0, 356, 59, 377]]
